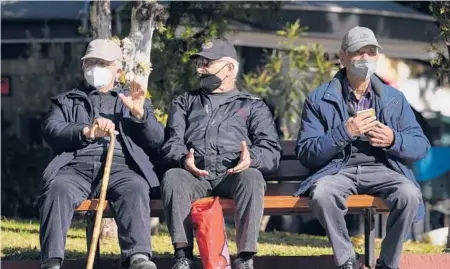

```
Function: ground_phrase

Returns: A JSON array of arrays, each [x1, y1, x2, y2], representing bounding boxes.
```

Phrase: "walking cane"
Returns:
[[86, 125, 116, 269]]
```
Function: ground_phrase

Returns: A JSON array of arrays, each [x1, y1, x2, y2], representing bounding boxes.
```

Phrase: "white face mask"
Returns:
[[84, 65, 113, 89], [350, 59, 377, 80]]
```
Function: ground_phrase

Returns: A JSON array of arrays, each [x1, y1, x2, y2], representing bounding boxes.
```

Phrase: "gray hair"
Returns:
[[222, 57, 240, 78]]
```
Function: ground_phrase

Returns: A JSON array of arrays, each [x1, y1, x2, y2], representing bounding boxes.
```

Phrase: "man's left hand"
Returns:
[[119, 80, 146, 120], [228, 141, 251, 174], [366, 122, 395, 148]]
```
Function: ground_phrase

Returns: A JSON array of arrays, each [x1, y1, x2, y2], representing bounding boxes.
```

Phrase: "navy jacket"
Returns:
[[295, 69, 430, 220], [42, 85, 164, 188]]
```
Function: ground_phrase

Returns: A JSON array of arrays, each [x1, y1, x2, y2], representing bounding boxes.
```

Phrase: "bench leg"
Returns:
[[86, 212, 101, 269], [364, 208, 376, 268]]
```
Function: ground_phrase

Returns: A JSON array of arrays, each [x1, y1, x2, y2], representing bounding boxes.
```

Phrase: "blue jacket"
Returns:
[[41, 85, 164, 188], [295, 69, 430, 220]]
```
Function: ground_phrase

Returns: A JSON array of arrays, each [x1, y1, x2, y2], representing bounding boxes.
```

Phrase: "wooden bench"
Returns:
[[75, 140, 389, 268]]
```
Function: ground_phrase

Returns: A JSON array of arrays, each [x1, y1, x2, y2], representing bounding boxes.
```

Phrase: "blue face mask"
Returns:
[[350, 59, 377, 80]]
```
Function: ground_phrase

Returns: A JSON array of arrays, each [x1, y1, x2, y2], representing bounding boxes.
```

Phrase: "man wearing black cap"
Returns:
[[295, 27, 429, 269], [39, 39, 164, 269], [160, 38, 281, 269]]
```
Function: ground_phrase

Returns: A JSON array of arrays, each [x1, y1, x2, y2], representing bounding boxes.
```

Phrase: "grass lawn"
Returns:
[[1, 217, 443, 260]]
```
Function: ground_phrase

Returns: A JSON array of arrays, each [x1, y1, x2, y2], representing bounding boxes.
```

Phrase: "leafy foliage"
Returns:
[[430, 1, 450, 85], [242, 20, 333, 139], [147, 1, 282, 113]]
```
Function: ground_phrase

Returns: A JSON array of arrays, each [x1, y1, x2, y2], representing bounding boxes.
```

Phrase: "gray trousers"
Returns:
[[161, 168, 266, 254], [38, 156, 153, 265], [308, 165, 421, 268]]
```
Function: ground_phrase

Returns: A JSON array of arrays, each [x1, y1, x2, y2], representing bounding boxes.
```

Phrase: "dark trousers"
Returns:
[[39, 155, 153, 264], [161, 168, 266, 254]]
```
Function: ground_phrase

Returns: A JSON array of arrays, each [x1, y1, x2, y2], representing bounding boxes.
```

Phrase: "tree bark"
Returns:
[[89, 0, 112, 39], [122, 1, 164, 89]]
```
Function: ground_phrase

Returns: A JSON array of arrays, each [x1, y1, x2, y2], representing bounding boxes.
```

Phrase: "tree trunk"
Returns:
[[89, 0, 164, 239], [122, 1, 164, 89], [89, 0, 112, 39]]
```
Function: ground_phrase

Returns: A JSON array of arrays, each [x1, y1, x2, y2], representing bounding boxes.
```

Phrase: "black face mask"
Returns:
[[199, 63, 228, 93], [200, 74, 222, 93]]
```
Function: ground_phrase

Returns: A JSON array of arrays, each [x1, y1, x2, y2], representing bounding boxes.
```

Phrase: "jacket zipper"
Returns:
[[202, 94, 248, 175]]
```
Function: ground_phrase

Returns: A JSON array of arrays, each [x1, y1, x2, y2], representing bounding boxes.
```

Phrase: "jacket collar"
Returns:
[[196, 88, 262, 102], [324, 68, 387, 105], [64, 82, 125, 98]]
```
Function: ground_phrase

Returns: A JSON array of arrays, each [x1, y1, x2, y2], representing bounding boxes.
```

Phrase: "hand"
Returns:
[[345, 114, 378, 137], [228, 141, 251, 174], [83, 118, 117, 140], [184, 148, 209, 177], [119, 80, 146, 120], [367, 122, 395, 148]]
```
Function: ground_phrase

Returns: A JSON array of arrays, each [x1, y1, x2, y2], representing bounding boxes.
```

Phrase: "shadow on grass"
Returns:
[[225, 228, 331, 248], [1, 247, 92, 261], [1, 226, 85, 239]]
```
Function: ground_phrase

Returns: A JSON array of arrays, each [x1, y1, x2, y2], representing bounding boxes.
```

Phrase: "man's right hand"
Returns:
[[345, 113, 377, 137], [184, 148, 209, 177], [82, 118, 117, 140]]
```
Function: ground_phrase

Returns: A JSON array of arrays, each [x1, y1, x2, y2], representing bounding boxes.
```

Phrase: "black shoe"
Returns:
[[129, 258, 157, 269], [172, 257, 198, 269], [375, 259, 398, 269], [235, 257, 254, 269], [42, 267, 60, 269], [338, 253, 362, 269]]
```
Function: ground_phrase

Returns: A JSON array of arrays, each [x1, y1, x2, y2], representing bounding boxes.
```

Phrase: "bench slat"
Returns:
[[75, 195, 389, 215]]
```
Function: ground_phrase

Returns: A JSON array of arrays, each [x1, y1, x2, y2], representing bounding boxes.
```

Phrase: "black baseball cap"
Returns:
[[190, 38, 238, 61]]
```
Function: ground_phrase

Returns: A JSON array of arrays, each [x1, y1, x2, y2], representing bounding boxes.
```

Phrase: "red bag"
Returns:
[[191, 197, 231, 269]]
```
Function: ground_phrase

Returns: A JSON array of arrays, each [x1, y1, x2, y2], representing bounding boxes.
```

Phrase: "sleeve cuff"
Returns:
[[248, 149, 258, 168], [386, 131, 402, 154], [332, 122, 356, 147], [130, 108, 148, 123], [78, 124, 93, 146], [178, 154, 187, 168]]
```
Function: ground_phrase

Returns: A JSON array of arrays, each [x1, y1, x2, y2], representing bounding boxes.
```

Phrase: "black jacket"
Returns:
[[161, 89, 281, 180], [41, 85, 164, 188]]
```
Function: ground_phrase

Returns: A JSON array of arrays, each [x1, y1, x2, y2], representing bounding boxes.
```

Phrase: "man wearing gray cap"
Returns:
[[295, 26, 429, 269], [160, 38, 281, 269], [39, 39, 164, 269]]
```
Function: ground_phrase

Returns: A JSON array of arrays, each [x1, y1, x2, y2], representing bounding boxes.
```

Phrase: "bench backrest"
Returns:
[[264, 140, 309, 196]]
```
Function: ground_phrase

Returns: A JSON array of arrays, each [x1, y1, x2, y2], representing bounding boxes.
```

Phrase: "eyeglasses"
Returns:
[[350, 46, 379, 57], [83, 58, 114, 68], [194, 58, 213, 68], [194, 58, 230, 69]]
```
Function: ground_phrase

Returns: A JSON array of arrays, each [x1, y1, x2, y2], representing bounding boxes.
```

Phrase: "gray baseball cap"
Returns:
[[81, 39, 122, 62], [341, 26, 382, 53], [190, 38, 238, 61]]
